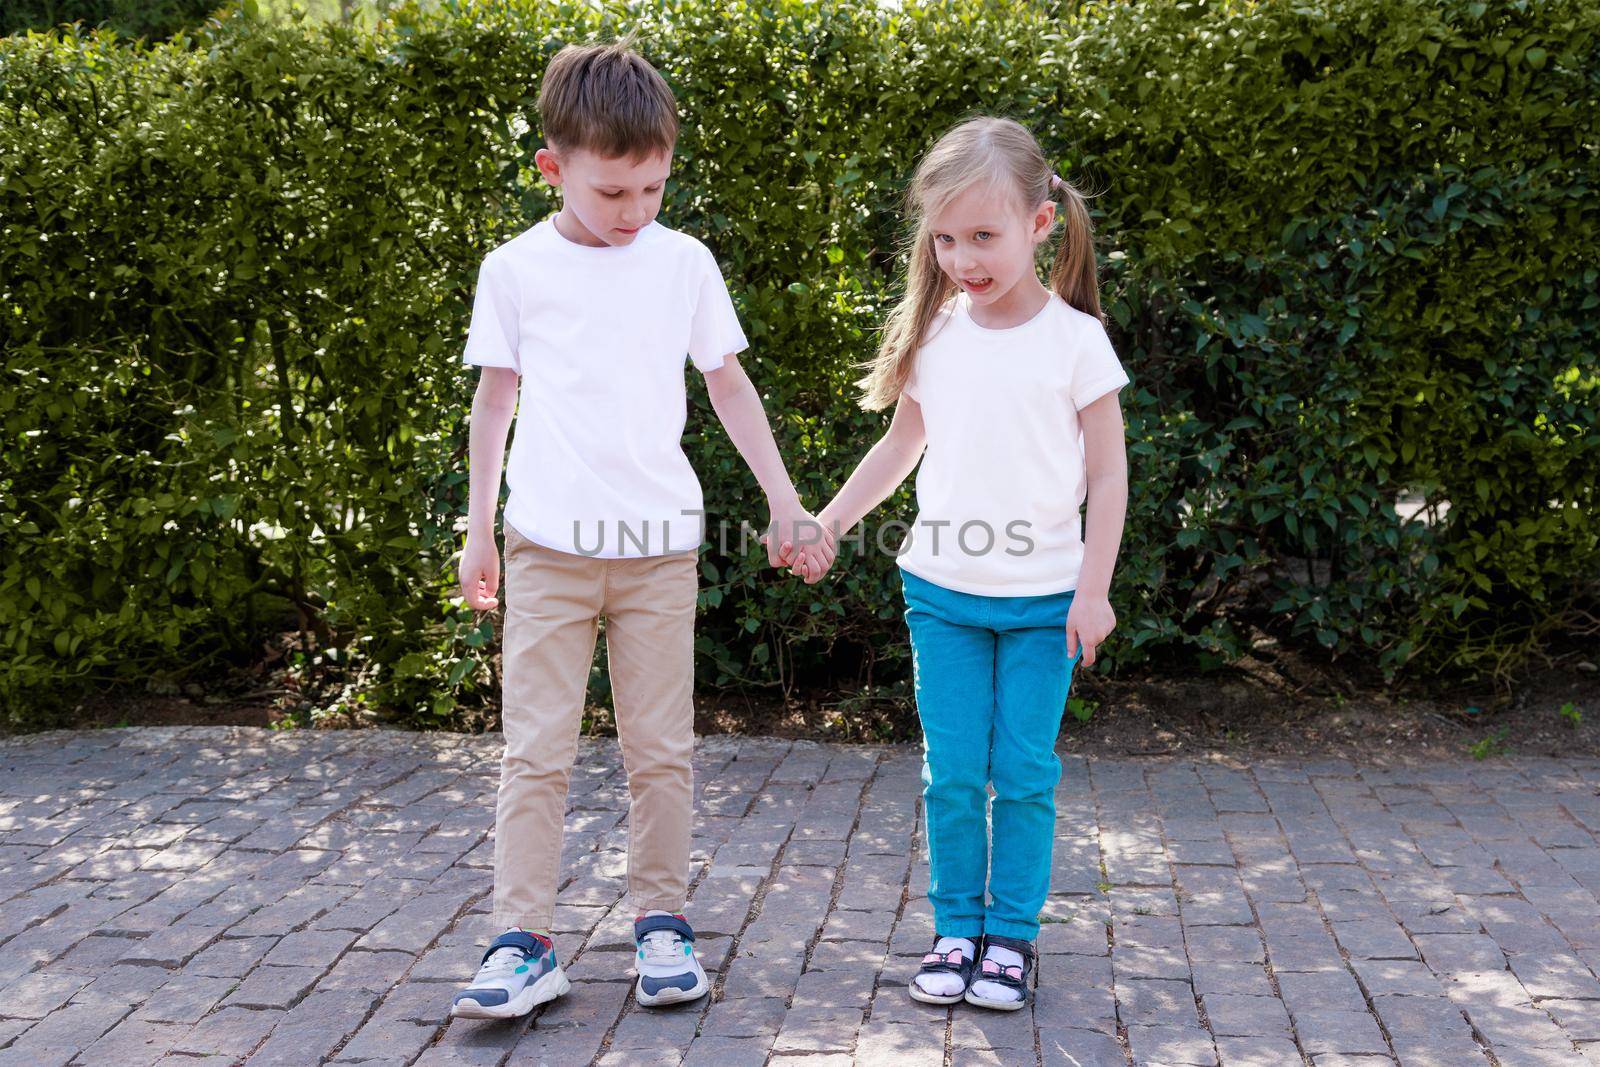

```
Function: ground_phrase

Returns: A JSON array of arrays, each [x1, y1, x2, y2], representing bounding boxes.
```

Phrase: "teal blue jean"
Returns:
[[901, 568, 1082, 942]]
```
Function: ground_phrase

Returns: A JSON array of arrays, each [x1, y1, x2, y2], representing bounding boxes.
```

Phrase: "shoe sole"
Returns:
[[452, 966, 571, 1020], [963, 988, 1027, 1011], [635, 970, 709, 1007], [908, 979, 965, 1005]]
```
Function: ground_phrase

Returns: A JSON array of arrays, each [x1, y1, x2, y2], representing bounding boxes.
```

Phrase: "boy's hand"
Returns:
[[460, 534, 501, 612], [1065, 594, 1116, 667], [763, 501, 834, 584]]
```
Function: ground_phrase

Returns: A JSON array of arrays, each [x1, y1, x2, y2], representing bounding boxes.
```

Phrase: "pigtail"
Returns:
[[858, 232, 953, 412], [1048, 176, 1103, 323]]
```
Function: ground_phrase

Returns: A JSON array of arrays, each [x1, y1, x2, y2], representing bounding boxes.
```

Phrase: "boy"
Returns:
[[450, 39, 833, 1017]]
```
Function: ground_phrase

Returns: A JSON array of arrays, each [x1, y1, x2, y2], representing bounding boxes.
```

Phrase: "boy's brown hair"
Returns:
[[537, 37, 678, 160]]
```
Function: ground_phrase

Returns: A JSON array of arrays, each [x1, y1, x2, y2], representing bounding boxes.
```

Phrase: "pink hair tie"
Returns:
[[1050, 173, 1068, 193]]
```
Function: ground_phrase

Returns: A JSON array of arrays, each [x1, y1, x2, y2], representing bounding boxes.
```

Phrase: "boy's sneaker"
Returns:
[[633, 913, 708, 1007], [451, 930, 570, 1019]]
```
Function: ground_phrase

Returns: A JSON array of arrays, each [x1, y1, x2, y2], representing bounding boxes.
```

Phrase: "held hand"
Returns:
[[763, 501, 835, 584], [459, 534, 501, 612], [760, 499, 804, 568], [779, 527, 837, 585], [1065, 594, 1116, 667]]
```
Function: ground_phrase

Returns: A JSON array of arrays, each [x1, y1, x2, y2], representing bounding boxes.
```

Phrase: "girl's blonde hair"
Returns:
[[857, 116, 1101, 411]]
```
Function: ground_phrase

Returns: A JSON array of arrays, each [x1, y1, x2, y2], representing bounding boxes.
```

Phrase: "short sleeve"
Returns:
[[901, 357, 921, 402], [462, 252, 521, 372], [1070, 318, 1129, 410], [688, 246, 748, 372]]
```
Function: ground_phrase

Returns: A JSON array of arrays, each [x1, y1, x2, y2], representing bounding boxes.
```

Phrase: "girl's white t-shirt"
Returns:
[[463, 219, 748, 558], [897, 291, 1129, 597]]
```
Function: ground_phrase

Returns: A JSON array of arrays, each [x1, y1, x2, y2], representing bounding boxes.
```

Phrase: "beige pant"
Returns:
[[494, 526, 698, 930]]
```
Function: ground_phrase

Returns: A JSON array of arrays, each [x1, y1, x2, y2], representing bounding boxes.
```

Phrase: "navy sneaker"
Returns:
[[451, 930, 570, 1019], [633, 913, 708, 1007]]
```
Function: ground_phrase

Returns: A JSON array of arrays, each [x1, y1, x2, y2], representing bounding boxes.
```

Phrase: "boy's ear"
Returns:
[[534, 147, 563, 187]]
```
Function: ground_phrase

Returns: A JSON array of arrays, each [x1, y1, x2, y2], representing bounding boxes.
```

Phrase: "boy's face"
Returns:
[[534, 145, 673, 247]]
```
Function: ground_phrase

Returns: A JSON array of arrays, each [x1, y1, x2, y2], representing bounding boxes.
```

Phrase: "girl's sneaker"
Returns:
[[633, 913, 709, 1007], [908, 936, 977, 1005], [964, 933, 1035, 1011], [451, 930, 570, 1019]]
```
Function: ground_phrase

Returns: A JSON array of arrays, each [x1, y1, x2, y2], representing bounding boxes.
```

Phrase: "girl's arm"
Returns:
[[461, 366, 520, 611], [818, 395, 927, 537], [1067, 391, 1128, 665]]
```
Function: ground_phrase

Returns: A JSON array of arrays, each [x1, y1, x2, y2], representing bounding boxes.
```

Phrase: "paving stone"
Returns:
[[1201, 992, 1293, 1038], [1126, 1023, 1218, 1065], [261, 926, 361, 970], [951, 1001, 1035, 1049], [1293, 1008, 1392, 1057], [1119, 976, 1200, 1028], [0, 1045, 76, 1067], [1186, 924, 1266, 963], [1191, 961, 1275, 999], [1387, 1033, 1491, 1066], [74, 1018, 186, 1067], [173, 1006, 283, 1057], [0, 971, 93, 1019], [768, 1003, 866, 1054], [1039, 1026, 1127, 1067], [1211, 1035, 1305, 1066], [698, 995, 787, 1038], [1278, 969, 1369, 1015], [9, 997, 135, 1055], [221, 964, 322, 1010], [186, 935, 279, 978], [855, 1021, 946, 1065], [1332, 918, 1420, 960], [1349, 957, 1446, 998], [680, 1035, 772, 1067], [333, 1017, 438, 1062]]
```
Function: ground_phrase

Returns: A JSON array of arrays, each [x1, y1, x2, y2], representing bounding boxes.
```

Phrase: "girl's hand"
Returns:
[[459, 534, 501, 611], [1066, 594, 1116, 667], [778, 534, 836, 584]]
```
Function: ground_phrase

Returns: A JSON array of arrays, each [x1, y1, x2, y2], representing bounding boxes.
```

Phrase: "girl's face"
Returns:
[[927, 182, 1054, 313], [535, 145, 672, 247]]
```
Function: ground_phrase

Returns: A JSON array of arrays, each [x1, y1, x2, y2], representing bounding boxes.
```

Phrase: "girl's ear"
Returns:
[[534, 147, 563, 187], [1032, 200, 1057, 245]]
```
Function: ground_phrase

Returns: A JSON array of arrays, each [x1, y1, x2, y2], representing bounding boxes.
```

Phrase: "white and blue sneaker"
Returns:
[[633, 912, 709, 1007], [451, 930, 570, 1019]]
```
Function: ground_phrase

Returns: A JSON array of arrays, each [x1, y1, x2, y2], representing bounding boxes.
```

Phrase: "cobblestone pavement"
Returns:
[[1, 728, 1598, 1066]]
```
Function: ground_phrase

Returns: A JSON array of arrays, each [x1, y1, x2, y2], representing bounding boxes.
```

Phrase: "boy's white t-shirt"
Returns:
[[463, 219, 747, 558], [897, 291, 1129, 597]]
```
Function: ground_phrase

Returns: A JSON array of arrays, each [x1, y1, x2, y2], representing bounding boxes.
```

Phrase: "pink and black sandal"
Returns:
[[964, 933, 1035, 1011], [908, 936, 977, 1005]]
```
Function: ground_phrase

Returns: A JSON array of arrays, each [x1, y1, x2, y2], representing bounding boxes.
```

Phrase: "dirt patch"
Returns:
[[40, 656, 1599, 765], [1058, 665, 1600, 762], [688, 660, 1600, 763]]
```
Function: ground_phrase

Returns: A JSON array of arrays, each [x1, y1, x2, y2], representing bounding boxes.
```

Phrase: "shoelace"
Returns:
[[640, 931, 688, 965], [476, 946, 530, 981]]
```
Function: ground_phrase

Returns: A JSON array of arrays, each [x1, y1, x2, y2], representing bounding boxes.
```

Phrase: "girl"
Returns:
[[787, 116, 1128, 1010]]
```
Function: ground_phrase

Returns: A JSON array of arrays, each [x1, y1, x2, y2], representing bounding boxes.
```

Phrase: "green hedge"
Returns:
[[3, 0, 1596, 727], [1, 0, 221, 41]]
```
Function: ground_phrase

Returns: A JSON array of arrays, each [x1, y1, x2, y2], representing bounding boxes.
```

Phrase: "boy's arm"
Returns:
[[1066, 391, 1128, 665], [817, 394, 927, 535], [460, 366, 520, 611], [702, 353, 828, 572]]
